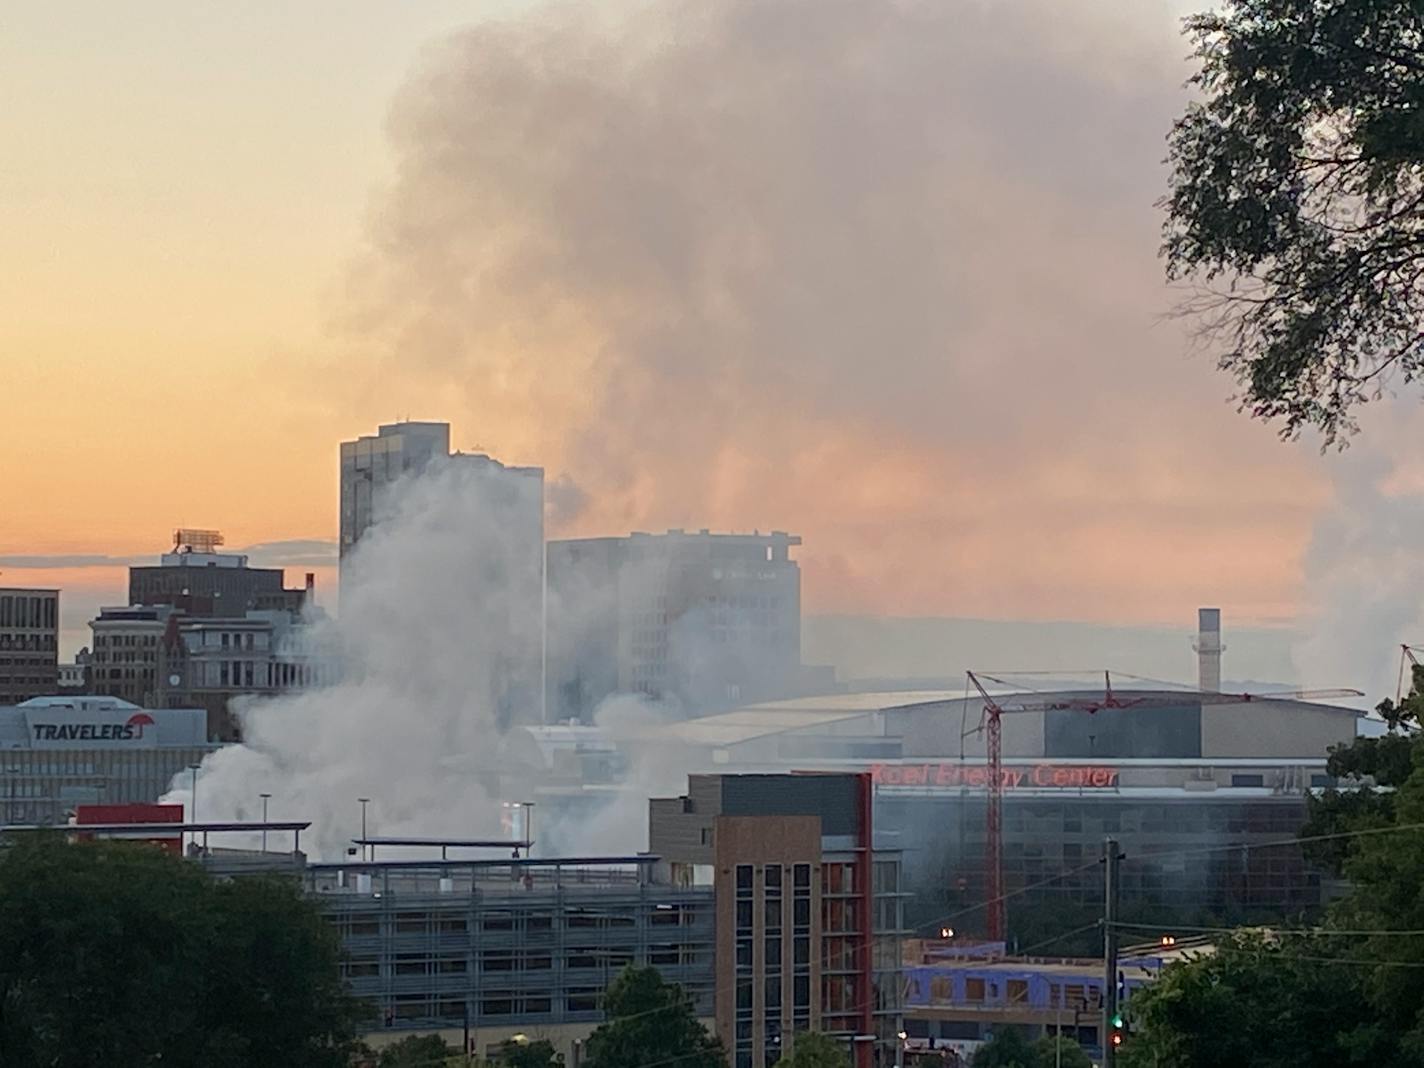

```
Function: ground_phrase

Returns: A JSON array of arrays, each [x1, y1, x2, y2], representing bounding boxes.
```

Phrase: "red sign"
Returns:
[[869, 763, 1119, 789]]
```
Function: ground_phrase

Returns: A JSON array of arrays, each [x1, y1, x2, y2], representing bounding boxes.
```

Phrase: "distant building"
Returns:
[[0, 588, 59, 703], [0, 697, 212, 826], [128, 530, 311, 617], [160, 609, 339, 740], [546, 530, 804, 721], [88, 604, 171, 707], [649, 772, 904, 1068], [57, 648, 90, 693], [339, 422, 545, 726]]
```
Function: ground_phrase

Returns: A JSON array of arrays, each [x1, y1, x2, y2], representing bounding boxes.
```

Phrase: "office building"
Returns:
[[0, 588, 59, 704], [90, 605, 335, 741], [546, 530, 803, 721], [648, 772, 904, 1068], [0, 697, 212, 825], [128, 530, 311, 617], [339, 422, 545, 726], [339, 421, 453, 565], [88, 604, 172, 707]]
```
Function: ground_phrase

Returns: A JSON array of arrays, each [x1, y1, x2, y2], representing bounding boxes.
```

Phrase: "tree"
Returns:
[[490, 1037, 563, 1067], [376, 1034, 459, 1067], [0, 834, 367, 1067], [1030, 1036, 1092, 1068], [773, 1031, 850, 1068], [971, 1027, 1036, 1068], [1162, 1, 1424, 443], [1117, 932, 1408, 1068], [1300, 663, 1422, 874], [580, 966, 725, 1068]]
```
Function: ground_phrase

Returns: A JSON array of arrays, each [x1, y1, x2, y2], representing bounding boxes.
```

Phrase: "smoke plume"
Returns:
[[335, 0, 1323, 626]]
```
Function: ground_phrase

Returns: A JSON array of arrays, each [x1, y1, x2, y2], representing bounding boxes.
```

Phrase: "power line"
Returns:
[[1112, 921, 1424, 938]]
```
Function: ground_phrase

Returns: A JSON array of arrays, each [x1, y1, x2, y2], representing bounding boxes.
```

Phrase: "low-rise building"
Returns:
[[0, 697, 212, 825]]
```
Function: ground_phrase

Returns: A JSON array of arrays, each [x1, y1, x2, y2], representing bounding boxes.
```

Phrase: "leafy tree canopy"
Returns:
[[773, 1030, 850, 1068], [376, 1033, 459, 1067], [972, 1030, 1092, 1068], [1030, 1036, 1092, 1068], [972, 1027, 1036, 1068], [0, 834, 366, 1067], [580, 966, 725, 1068], [490, 1037, 564, 1067], [1162, 0, 1424, 442], [1124, 668, 1424, 1064]]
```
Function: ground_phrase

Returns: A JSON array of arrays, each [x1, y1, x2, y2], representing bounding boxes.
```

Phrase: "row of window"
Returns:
[[0, 595, 56, 631], [0, 634, 56, 651]]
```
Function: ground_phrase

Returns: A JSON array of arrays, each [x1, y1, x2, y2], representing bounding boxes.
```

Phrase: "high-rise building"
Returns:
[[0, 588, 59, 703], [546, 531, 803, 721], [648, 772, 904, 1068], [339, 421, 453, 565], [339, 422, 545, 726]]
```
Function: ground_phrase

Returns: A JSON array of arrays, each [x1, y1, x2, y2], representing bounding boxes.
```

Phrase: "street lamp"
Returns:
[[259, 792, 271, 853], [358, 797, 370, 861], [896, 1030, 908, 1068], [187, 763, 201, 854]]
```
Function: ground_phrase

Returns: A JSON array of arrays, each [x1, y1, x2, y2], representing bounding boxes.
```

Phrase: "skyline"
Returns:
[[4, 1, 1421, 691]]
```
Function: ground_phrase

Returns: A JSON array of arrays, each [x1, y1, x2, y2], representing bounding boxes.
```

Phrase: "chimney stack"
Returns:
[[1194, 607, 1223, 692]]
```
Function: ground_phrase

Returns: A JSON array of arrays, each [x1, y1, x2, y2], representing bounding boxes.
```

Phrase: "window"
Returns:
[[765, 976, 782, 1010], [736, 900, 753, 929], [765, 937, 781, 969], [736, 864, 753, 891], [764, 898, 782, 929], [793, 974, 810, 1009], [764, 865, 782, 890], [1232, 773, 1265, 788]]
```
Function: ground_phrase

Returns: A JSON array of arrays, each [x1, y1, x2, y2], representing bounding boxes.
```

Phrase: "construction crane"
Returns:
[[964, 671, 1362, 943], [1397, 645, 1424, 706]]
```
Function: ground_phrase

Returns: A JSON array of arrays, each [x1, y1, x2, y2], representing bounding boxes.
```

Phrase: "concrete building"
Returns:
[[0, 697, 212, 825], [0, 588, 59, 704], [128, 531, 311, 617], [649, 772, 904, 1068], [339, 422, 545, 726], [88, 604, 172, 707], [89, 605, 336, 740], [548, 683, 1365, 936], [308, 853, 715, 1062], [546, 531, 804, 721], [339, 421, 453, 565]]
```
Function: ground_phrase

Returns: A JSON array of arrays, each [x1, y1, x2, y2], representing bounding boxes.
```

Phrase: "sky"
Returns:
[[2, 1, 1421, 694]]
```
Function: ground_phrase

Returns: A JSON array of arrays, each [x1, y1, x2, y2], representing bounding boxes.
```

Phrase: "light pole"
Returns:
[[358, 797, 370, 861], [260, 792, 271, 853], [896, 1030, 907, 1068], [187, 763, 201, 854]]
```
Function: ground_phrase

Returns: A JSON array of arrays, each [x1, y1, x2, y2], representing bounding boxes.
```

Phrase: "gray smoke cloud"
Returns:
[[1292, 413, 1424, 706], [163, 462, 701, 858], [338, 0, 1320, 624]]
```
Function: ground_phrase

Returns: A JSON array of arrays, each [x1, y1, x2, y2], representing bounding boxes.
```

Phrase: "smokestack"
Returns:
[[1194, 607, 1223, 692]]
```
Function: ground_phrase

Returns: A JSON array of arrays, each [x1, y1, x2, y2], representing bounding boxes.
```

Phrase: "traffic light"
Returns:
[[1109, 1011, 1126, 1049]]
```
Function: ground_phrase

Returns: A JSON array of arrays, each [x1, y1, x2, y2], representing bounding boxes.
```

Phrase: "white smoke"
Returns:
[[1292, 418, 1424, 706], [164, 462, 575, 857]]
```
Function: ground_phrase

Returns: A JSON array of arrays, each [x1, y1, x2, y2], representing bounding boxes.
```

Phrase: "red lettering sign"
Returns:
[[871, 763, 1119, 790]]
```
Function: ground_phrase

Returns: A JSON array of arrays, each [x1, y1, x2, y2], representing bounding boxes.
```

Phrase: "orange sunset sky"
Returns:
[[2, 1, 1417, 673]]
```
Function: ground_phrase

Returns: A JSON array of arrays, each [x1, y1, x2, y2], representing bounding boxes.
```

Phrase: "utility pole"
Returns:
[[1102, 836, 1122, 1068]]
